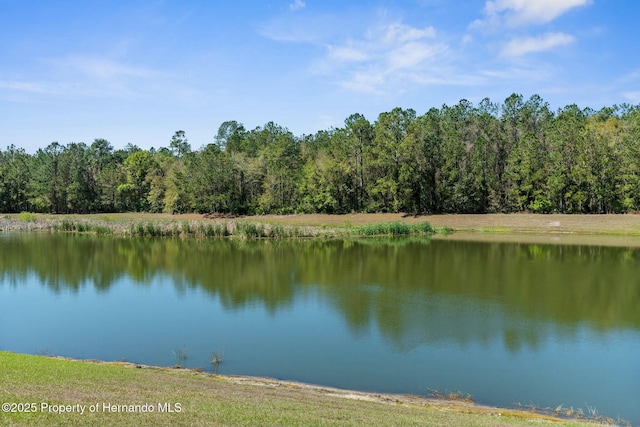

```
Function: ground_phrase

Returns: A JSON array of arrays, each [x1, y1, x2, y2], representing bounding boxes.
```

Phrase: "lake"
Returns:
[[1, 233, 638, 424]]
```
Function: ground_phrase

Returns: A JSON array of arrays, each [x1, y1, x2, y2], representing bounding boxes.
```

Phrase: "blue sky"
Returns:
[[1, 0, 639, 152]]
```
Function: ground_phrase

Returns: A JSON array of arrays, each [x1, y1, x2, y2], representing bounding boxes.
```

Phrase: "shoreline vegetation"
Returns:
[[4, 211, 640, 241], [0, 212, 456, 238], [0, 351, 611, 427]]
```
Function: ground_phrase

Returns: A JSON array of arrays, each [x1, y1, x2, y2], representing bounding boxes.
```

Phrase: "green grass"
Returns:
[[0, 351, 600, 427], [350, 221, 449, 237], [17, 212, 36, 222], [234, 221, 266, 238]]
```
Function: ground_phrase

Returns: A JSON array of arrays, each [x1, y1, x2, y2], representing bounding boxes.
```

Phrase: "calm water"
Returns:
[[1, 234, 639, 424]]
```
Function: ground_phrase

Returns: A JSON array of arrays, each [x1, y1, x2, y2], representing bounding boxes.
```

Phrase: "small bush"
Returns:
[[92, 225, 111, 236], [146, 222, 160, 237], [353, 221, 410, 236], [529, 197, 553, 214], [18, 212, 36, 222], [236, 222, 266, 238], [410, 222, 434, 234], [182, 222, 192, 236], [270, 224, 287, 238], [214, 223, 229, 237], [61, 219, 74, 231]]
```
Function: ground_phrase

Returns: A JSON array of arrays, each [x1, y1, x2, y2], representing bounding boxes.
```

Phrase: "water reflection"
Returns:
[[1, 234, 639, 351]]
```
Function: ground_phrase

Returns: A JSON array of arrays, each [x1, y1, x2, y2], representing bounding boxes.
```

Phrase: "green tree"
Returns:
[[0, 145, 32, 212], [616, 107, 640, 211], [582, 109, 622, 213], [169, 130, 191, 158], [216, 121, 246, 151], [545, 105, 590, 212], [61, 142, 95, 213], [396, 108, 442, 213], [88, 139, 120, 212], [119, 150, 154, 211], [438, 100, 480, 212], [297, 129, 353, 213], [368, 108, 416, 212], [344, 114, 373, 211], [29, 142, 66, 213], [502, 95, 553, 212], [257, 123, 300, 213], [147, 151, 175, 213]]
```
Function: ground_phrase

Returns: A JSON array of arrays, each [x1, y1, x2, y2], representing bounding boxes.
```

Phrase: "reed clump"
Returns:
[[54, 219, 113, 235], [234, 221, 267, 238], [351, 221, 443, 237]]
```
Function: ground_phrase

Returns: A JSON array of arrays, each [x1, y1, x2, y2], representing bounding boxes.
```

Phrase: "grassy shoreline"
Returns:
[[0, 212, 452, 239], [4, 211, 640, 238], [0, 351, 605, 427]]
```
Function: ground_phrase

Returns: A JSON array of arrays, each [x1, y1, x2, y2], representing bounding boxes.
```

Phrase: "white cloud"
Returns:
[[0, 80, 50, 93], [0, 79, 99, 99], [59, 55, 157, 80], [313, 21, 452, 93], [261, 13, 489, 95], [380, 22, 436, 43], [623, 91, 640, 104], [387, 41, 442, 71], [617, 70, 640, 84], [331, 48, 367, 64], [479, 62, 557, 84], [0, 55, 166, 102], [501, 32, 575, 57], [257, 14, 332, 44], [289, 0, 305, 11], [474, 0, 590, 29], [340, 70, 387, 94]]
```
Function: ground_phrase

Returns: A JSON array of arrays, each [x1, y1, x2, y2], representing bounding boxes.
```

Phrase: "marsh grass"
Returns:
[[1, 213, 448, 241], [54, 219, 113, 235], [172, 345, 188, 368], [351, 221, 446, 237], [584, 403, 598, 417], [516, 402, 630, 426], [146, 222, 160, 237], [234, 221, 266, 238], [353, 221, 411, 236], [210, 351, 223, 374], [215, 223, 229, 237]]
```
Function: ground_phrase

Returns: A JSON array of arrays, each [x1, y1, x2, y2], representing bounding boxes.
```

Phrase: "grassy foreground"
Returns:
[[0, 352, 601, 427]]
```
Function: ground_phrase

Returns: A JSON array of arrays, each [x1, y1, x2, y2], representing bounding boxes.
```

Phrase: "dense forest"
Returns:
[[2, 93, 640, 215]]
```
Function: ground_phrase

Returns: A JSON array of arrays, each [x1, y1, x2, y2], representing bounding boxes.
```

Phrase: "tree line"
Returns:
[[2, 93, 640, 215]]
